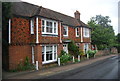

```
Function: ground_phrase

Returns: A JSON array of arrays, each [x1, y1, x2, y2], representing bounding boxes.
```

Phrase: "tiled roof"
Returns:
[[11, 2, 89, 27]]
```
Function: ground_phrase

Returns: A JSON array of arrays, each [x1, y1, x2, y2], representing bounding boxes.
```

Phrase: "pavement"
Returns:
[[2, 54, 118, 79]]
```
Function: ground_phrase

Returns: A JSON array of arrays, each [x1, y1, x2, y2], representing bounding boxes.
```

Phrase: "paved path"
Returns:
[[2, 54, 118, 79]]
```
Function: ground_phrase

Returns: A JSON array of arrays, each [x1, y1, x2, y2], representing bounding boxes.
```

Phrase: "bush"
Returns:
[[87, 50, 97, 58], [59, 50, 72, 64], [68, 41, 80, 57], [17, 56, 35, 71], [79, 50, 84, 56]]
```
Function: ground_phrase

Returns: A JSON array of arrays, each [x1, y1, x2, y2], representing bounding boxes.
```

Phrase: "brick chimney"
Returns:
[[74, 10, 80, 20]]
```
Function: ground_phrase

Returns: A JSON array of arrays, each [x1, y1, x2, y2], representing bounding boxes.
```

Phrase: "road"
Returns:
[[42, 55, 119, 79]]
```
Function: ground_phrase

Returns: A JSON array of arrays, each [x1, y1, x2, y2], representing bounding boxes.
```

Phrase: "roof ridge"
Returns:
[[41, 7, 76, 19], [21, 1, 77, 20], [21, 1, 39, 7]]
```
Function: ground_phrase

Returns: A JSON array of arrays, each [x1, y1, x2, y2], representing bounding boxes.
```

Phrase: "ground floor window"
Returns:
[[42, 45, 57, 64]]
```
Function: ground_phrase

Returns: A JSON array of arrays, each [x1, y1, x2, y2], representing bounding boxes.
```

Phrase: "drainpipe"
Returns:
[[36, 17, 39, 43], [9, 19, 11, 44], [59, 22, 62, 43], [81, 27, 83, 42]]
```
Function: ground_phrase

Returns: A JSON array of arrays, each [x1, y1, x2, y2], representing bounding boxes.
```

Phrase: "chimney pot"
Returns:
[[74, 10, 80, 20]]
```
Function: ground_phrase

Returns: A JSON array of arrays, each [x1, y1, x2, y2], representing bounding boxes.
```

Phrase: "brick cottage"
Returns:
[[3, 2, 91, 70]]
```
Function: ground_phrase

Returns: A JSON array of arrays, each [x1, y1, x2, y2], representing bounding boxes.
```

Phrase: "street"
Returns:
[[41, 55, 119, 79]]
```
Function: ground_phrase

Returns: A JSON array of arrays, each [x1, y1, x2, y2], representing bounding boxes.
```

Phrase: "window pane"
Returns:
[[46, 46, 52, 61], [46, 21, 49, 26], [42, 20, 45, 32], [54, 46, 57, 59], [46, 54, 52, 61], [42, 27, 44, 32], [54, 22, 56, 33], [42, 20, 44, 25], [77, 28, 79, 35], [63, 26, 67, 35], [46, 21, 53, 33], [42, 46, 45, 61], [54, 53, 56, 59]]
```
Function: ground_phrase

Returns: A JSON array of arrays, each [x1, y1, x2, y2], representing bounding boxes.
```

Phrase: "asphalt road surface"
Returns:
[[42, 55, 119, 79]]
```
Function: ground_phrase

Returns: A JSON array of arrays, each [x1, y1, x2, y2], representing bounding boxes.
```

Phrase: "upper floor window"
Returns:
[[30, 19, 34, 34], [42, 19, 58, 35], [63, 26, 68, 37], [76, 27, 79, 37], [83, 28, 89, 37]]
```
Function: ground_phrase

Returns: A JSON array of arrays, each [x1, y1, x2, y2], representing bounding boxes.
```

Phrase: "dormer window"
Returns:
[[30, 19, 34, 34], [63, 25, 68, 37], [76, 27, 79, 37], [83, 28, 89, 37]]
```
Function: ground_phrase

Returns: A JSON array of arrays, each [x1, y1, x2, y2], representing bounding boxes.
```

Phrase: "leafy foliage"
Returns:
[[116, 33, 120, 53], [88, 15, 116, 50], [59, 50, 72, 64], [87, 50, 97, 58], [17, 56, 35, 71], [79, 50, 84, 56], [68, 41, 80, 57], [90, 15, 111, 27]]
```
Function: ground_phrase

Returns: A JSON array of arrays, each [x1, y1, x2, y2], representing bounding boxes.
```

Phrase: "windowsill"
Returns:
[[42, 34, 58, 37], [83, 36, 90, 38], [63, 35, 68, 37], [76, 36, 79, 37], [42, 59, 57, 64]]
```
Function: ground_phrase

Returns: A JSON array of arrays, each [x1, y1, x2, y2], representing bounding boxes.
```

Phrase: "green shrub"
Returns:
[[79, 50, 84, 56], [59, 50, 72, 64], [17, 56, 35, 71], [68, 41, 80, 57], [75, 58, 79, 63], [87, 50, 97, 58]]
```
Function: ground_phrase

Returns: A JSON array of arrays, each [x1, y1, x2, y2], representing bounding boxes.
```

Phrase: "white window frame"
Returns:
[[75, 27, 79, 37], [41, 18, 58, 35], [83, 28, 90, 37], [63, 25, 68, 37], [30, 19, 34, 34], [42, 45, 57, 64]]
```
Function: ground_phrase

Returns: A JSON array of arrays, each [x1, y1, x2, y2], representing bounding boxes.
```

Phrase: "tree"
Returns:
[[116, 33, 120, 53], [90, 15, 111, 27], [88, 15, 116, 50]]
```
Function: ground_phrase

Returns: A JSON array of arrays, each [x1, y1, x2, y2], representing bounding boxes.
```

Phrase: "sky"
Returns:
[[21, 0, 119, 35]]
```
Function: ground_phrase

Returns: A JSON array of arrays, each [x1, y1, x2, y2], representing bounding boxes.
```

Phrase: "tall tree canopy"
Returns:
[[88, 15, 116, 50]]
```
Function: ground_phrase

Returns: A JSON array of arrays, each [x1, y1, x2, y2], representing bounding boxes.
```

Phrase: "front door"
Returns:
[[84, 43, 89, 54], [63, 44, 68, 53]]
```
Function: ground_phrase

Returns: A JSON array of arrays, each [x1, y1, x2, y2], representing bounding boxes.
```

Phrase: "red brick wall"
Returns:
[[58, 44, 63, 56], [11, 17, 91, 44], [11, 17, 31, 44], [9, 45, 32, 70], [62, 26, 81, 42], [34, 45, 42, 68], [83, 38, 91, 42]]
